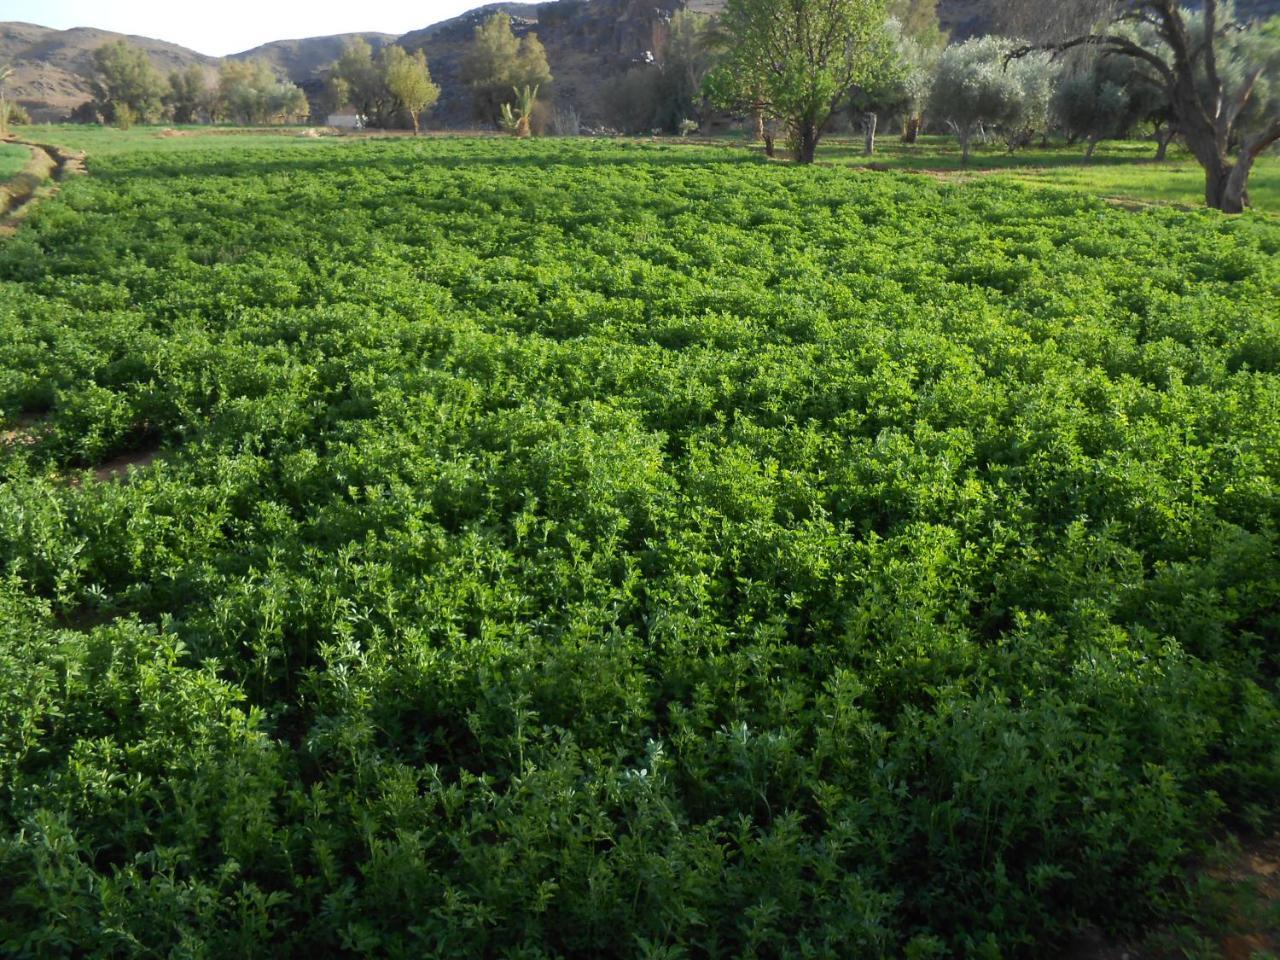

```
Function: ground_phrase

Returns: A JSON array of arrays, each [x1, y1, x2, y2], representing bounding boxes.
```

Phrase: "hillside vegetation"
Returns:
[[0, 135, 1277, 957]]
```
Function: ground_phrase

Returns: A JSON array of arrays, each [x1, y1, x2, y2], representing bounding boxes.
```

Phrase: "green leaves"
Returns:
[[0, 136, 1277, 957], [706, 0, 896, 160]]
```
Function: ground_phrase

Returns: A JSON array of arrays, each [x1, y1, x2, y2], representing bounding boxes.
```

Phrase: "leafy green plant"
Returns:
[[500, 84, 539, 138], [0, 134, 1277, 958]]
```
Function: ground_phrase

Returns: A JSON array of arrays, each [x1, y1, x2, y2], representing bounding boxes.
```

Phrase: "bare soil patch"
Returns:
[[92, 447, 162, 484], [1, 412, 51, 448]]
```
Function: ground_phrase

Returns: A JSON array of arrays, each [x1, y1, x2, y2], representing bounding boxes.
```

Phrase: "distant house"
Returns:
[[327, 109, 363, 130]]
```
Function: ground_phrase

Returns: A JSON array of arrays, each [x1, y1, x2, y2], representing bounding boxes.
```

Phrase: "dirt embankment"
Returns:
[[0, 138, 87, 230], [0, 142, 55, 216]]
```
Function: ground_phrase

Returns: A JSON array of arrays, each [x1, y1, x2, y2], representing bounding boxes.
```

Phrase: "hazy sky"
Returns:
[[2, 1, 485, 56]]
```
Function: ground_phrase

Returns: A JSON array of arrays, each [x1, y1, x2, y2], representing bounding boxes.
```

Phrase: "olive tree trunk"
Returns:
[[793, 119, 820, 164]]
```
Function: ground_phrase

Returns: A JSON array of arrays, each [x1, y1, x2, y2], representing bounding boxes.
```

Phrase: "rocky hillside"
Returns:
[[0, 21, 216, 121], [398, 0, 683, 125], [229, 33, 397, 84]]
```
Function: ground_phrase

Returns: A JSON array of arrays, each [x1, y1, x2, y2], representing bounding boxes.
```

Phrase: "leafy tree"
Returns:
[[890, 0, 945, 45], [383, 46, 440, 135], [332, 38, 390, 126], [706, 0, 896, 163], [166, 65, 210, 125], [90, 41, 166, 125], [217, 60, 309, 125], [1011, 0, 1280, 212], [1053, 49, 1166, 158], [849, 23, 940, 154], [929, 37, 1056, 162], [516, 34, 553, 91], [331, 41, 442, 131], [462, 14, 554, 126]]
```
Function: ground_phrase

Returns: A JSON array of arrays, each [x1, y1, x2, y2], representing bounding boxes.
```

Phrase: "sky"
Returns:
[[1, 0, 485, 56]]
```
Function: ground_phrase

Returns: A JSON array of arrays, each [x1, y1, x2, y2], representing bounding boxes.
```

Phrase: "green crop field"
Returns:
[[0, 142, 31, 181], [1, 134, 1278, 958]]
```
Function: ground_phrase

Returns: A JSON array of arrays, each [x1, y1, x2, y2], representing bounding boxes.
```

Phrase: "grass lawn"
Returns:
[[820, 134, 1280, 212]]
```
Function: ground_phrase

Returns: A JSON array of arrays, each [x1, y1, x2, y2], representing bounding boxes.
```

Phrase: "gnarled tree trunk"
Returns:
[[793, 119, 819, 164], [863, 112, 878, 156]]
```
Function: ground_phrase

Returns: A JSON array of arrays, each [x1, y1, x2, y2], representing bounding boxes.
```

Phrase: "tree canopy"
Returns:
[[217, 60, 309, 125], [1010, 0, 1280, 212], [706, 0, 897, 162], [166, 65, 211, 125], [461, 14, 554, 125], [91, 41, 166, 126], [383, 46, 440, 135], [929, 37, 1057, 162], [331, 40, 441, 131]]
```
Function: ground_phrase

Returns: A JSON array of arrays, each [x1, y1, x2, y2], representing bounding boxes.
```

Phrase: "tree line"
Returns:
[[703, 0, 1279, 211], [72, 42, 310, 127]]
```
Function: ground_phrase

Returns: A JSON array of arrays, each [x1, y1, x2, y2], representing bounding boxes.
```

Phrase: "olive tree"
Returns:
[[706, 0, 897, 163], [929, 37, 1056, 162], [332, 41, 441, 131], [332, 39, 392, 127], [852, 24, 942, 153], [166, 65, 211, 125], [217, 60, 309, 125], [1010, 0, 1280, 212], [1052, 49, 1166, 158]]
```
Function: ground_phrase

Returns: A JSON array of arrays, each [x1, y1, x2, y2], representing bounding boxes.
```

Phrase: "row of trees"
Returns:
[[702, 0, 1279, 210], [324, 16, 550, 135], [67, 0, 1279, 211], [79, 41, 309, 126]]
